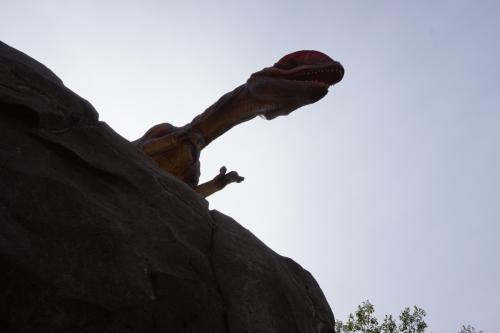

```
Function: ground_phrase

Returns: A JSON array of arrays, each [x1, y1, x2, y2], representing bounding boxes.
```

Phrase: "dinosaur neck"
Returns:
[[189, 84, 263, 147]]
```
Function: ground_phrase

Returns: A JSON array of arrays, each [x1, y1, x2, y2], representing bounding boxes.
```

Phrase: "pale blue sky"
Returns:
[[2, 1, 499, 331]]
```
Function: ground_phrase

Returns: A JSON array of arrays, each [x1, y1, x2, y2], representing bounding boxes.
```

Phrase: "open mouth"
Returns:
[[280, 64, 344, 86]]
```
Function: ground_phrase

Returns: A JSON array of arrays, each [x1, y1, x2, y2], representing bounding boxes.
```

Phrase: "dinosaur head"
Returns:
[[247, 50, 344, 119]]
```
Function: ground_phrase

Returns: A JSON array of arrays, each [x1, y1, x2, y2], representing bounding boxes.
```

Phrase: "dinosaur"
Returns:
[[133, 50, 344, 197]]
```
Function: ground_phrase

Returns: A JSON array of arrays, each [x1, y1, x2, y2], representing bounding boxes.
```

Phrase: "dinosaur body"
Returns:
[[134, 50, 344, 197]]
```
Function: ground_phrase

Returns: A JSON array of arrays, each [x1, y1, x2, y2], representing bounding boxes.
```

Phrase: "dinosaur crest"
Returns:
[[274, 50, 335, 69]]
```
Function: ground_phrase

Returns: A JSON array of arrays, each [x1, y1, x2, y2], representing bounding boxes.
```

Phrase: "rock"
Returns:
[[0, 41, 335, 333]]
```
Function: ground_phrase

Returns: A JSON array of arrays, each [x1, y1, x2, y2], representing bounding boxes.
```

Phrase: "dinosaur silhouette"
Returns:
[[134, 50, 344, 197]]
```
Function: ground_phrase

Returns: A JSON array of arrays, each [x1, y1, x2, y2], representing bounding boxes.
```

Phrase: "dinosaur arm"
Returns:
[[194, 166, 244, 197]]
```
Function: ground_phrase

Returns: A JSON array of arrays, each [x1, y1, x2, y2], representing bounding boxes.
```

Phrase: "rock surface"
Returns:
[[0, 41, 335, 333]]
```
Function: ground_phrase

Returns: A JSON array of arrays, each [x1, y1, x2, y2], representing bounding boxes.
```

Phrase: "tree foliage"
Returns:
[[335, 301, 480, 333], [335, 301, 426, 333], [458, 325, 482, 333]]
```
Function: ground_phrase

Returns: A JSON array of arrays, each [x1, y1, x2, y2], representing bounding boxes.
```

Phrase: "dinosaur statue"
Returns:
[[134, 50, 344, 197]]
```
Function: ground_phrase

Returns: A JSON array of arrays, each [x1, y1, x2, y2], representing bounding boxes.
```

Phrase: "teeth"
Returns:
[[289, 67, 341, 80], [301, 68, 341, 75]]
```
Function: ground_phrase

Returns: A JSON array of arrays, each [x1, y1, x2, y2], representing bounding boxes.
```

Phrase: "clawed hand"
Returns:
[[214, 166, 244, 186], [194, 166, 244, 197]]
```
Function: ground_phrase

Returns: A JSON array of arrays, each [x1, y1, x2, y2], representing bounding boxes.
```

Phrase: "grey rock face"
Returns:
[[0, 41, 335, 333]]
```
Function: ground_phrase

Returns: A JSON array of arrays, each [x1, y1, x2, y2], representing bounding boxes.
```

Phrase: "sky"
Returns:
[[2, 1, 499, 331]]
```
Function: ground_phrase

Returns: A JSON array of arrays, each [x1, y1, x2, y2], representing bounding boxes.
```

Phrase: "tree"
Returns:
[[335, 301, 480, 333], [335, 300, 427, 333], [458, 325, 482, 333]]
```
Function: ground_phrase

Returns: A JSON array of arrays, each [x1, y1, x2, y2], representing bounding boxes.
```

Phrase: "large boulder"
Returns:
[[0, 41, 335, 333]]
